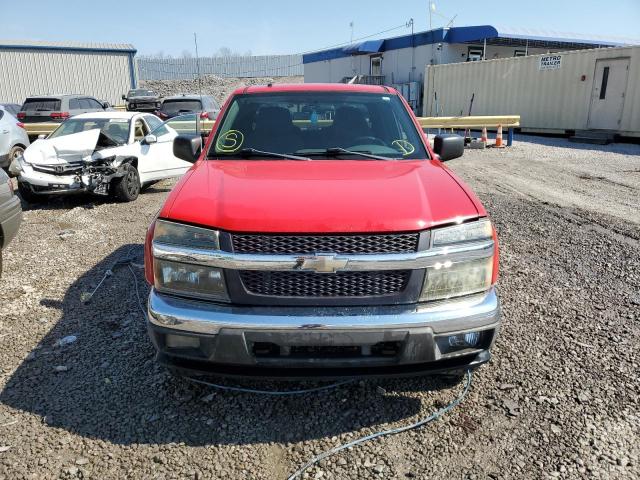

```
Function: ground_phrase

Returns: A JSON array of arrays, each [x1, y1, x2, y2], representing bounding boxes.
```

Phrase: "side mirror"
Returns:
[[433, 134, 464, 161], [143, 134, 157, 145], [37, 134, 46, 140], [102, 102, 111, 109], [121, 94, 127, 101], [173, 135, 202, 163]]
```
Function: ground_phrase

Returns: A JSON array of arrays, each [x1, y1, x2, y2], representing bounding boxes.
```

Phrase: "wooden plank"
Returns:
[[417, 115, 520, 129]]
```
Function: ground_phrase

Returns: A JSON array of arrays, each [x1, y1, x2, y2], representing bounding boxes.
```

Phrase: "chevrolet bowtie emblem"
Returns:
[[299, 253, 348, 273]]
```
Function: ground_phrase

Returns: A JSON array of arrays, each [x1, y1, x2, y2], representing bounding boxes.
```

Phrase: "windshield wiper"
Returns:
[[234, 148, 311, 161], [323, 147, 396, 161]]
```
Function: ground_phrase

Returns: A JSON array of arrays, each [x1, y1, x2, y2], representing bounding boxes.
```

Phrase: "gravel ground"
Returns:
[[0, 136, 639, 479], [140, 75, 303, 105]]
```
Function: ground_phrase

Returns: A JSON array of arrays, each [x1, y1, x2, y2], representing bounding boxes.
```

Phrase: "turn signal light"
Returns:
[[50, 111, 70, 120]]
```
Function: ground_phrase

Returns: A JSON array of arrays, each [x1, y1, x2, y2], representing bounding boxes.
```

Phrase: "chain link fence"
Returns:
[[137, 55, 303, 80]]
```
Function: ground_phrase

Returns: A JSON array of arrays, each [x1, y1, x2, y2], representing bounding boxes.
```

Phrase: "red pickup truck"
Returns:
[[144, 83, 500, 378]]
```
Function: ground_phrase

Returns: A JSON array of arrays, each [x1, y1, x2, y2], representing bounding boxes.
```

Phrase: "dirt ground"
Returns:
[[0, 135, 638, 479]]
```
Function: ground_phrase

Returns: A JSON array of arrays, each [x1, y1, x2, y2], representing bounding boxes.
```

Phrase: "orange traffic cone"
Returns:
[[481, 126, 488, 144], [494, 124, 505, 148]]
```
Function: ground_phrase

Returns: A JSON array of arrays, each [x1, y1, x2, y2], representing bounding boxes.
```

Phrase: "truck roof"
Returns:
[[234, 83, 394, 96]]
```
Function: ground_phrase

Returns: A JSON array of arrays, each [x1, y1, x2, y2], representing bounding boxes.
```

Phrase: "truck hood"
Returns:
[[163, 160, 480, 233]]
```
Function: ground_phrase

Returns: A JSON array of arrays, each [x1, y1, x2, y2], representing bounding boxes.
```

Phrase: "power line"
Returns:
[[137, 21, 412, 80]]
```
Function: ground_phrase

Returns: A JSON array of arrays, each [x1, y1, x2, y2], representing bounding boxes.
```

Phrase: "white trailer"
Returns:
[[423, 46, 640, 137]]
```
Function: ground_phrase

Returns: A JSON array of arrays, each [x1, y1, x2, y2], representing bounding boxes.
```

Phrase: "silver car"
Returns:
[[0, 106, 30, 169], [0, 168, 22, 276]]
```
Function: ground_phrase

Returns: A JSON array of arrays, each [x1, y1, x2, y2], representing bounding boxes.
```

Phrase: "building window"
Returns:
[[467, 47, 484, 62], [514, 50, 527, 57], [370, 56, 382, 76]]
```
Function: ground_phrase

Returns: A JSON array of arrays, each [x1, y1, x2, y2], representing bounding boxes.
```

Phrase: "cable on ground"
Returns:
[[186, 377, 353, 396], [286, 369, 473, 480]]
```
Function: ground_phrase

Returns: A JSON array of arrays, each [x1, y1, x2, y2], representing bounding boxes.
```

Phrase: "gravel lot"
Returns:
[[0, 135, 639, 479], [141, 75, 304, 105]]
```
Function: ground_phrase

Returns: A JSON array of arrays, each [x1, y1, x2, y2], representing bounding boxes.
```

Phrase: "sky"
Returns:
[[1, 0, 639, 56]]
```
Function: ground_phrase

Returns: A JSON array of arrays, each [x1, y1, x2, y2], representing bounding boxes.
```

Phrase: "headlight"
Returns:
[[154, 259, 229, 302], [154, 219, 220, 250], [152, 220, 227, 301], [421, 219, 495, 302], [431, 219, 493, 246], [419, 256, 493, 302]]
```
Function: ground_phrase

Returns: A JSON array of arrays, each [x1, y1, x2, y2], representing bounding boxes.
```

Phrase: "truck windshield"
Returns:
[[129, 89, 155, 97], [208, 92, 428, 160]]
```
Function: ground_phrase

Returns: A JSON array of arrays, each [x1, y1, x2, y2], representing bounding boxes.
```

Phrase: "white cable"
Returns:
[[286, 370, 473, 480], [127, 264, 148, 320]]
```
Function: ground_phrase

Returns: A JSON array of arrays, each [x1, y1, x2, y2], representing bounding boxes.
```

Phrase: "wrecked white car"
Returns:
[[10, 112, 195, 203]]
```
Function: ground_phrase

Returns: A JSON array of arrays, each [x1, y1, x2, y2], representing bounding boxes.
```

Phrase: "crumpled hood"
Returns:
[[163, 160, 481, 233], [23, 129, 101, 165]]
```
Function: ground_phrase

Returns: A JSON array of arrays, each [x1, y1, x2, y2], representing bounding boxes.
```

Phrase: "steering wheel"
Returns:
[[351, 136, 385, 146]]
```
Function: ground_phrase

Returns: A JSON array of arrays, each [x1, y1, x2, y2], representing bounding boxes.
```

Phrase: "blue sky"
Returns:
[[2, 0, 639, 56]]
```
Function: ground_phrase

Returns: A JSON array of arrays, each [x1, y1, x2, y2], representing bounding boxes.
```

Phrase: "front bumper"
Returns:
[[147, 288, 501, 378], [18, 167, 85, 194]]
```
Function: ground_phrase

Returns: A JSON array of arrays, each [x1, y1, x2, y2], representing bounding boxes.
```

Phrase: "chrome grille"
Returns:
[[239, 270, 410, 297], [231, 233, 419, 254], [32, 162, 84, 175]]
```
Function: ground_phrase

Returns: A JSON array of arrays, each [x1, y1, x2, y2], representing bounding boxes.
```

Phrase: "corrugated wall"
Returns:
[[0, 49, 134, 105], [423, 46, 640, 135], [136, 55, 303, 80]]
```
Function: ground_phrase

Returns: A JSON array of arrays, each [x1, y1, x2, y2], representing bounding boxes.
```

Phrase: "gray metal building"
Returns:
[[0, 40, 137, 105]]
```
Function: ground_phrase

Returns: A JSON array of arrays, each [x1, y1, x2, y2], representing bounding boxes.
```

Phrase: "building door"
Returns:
[[587, 58, 630, 130], [370, 56, 382, 76]]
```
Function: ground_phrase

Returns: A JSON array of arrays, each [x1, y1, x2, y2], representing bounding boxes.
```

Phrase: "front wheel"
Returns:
[[111, 164, 140, 202], [8, 145, 25, 165]]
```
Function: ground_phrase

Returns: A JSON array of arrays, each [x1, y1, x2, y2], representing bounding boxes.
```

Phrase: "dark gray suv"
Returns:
[[157, 94, 220, 120], [17, 94, 112, 123]]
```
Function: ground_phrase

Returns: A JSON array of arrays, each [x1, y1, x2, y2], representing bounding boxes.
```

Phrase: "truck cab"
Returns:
[[144, 83, 500, 378]]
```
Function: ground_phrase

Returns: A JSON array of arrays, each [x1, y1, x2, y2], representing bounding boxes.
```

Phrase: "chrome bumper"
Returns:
[[147, 288, 501, 372]]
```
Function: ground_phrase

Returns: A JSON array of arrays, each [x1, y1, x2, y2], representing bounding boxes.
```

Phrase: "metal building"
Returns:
[[0, 40, 137, 105], [303, 25, 638, 113], [423, 46, 640, 137]]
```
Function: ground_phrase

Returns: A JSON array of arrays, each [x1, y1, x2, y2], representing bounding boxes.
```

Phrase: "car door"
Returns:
[[134, 115, 191, 181], [142, 114, 193, 179]]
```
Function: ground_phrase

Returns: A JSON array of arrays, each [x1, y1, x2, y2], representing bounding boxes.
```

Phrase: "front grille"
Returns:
[[32, 163, 83, 175], [239, 270, 410, 297], [231, 233, 419, 254]]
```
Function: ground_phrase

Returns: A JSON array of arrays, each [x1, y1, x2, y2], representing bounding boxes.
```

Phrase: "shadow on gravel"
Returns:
[[17, 192, 109, 212], [0, 245, 458, 446]]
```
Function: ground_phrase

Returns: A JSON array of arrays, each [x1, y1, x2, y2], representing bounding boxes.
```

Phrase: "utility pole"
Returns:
[[194, 32, 202, 136], [408, 18, 415, 81], [194, 32, 202, 98]]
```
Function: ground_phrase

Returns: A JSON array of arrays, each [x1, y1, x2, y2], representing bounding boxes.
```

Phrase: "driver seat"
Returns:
[[328, 106, 371, 148], [106, 123, 128, 144]]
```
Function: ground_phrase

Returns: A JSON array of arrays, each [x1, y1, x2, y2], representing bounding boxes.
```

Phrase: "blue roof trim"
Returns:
[[443, 25, 499, 44], [385, 29, 446, 50], [0, 44, 137, 54], [303, 24, 629, 64]]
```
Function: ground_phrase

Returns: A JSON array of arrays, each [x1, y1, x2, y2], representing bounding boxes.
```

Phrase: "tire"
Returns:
[[17, 182, 41, 204], [8, 145, 24, 164], [111, 164, 140, 202]]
